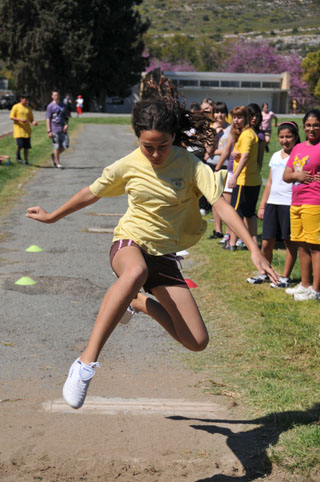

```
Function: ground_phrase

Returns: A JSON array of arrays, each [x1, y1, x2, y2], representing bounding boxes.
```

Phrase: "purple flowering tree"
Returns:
[[223, 40, 314, 106]]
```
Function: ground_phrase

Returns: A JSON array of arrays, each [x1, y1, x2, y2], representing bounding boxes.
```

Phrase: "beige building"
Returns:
[[105, 71, 290, 114], [166, 71, 290, 113]]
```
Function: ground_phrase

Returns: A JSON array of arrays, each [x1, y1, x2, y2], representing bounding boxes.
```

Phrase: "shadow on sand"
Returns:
[[168, 403, 320, 481]]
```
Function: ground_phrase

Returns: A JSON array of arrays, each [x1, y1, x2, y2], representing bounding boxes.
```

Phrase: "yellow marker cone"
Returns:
[[26, 245, 43, 252], [15, 276, 37, 286]]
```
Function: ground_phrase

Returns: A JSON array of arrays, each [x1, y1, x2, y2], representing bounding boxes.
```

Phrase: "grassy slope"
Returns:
[[183, 118, 320, 478], [138, 0, 320, 36]]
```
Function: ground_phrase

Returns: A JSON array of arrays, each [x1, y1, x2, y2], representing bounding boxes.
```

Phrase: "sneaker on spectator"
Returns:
[[222, 242, 237, 252], [56, 162, 63, 169], [247, 274, 269, 284], [285, 282, 312, 296], [119, 304, 138, 325], [294, 288, 320, 301], [63, 358, 101, 409], [219, 233, 230, 245], [270, 277, 293, 289], [208, 230, 224, 240], [200, 209, 206, 216]]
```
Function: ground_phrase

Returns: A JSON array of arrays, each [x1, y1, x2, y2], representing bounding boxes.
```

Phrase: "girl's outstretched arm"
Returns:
[[213, 196, 279, 283], [26, 186, 99, 224]]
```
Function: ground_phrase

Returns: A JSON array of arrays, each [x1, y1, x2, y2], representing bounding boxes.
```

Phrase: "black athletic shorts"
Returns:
[[262, 204, 291, 241], [109, 239, 187, 294], [16, 137, 31, 149], [231, 185, 260, 218]]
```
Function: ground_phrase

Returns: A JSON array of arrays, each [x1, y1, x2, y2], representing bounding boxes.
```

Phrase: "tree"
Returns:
[[302, 49, 320, 100], [0, 0, 149, 109], [223, 40, 314, 105], [144, 34, 226, 73]]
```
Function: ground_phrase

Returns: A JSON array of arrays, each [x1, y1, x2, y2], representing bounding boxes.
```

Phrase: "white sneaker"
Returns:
[[200, 209, 206, 216], [63, 358, 101, 409], [270, 277, 292, 289], [247, 274, 269, 284], [219, 234, 230, 245], [56, 163, 63, 169], [294, 288, 320, 301], [119, 304, 138, 325], [285, 283, 312, 295]]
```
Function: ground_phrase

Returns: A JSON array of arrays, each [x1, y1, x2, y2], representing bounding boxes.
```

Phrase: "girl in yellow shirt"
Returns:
[[26, 96, 277, 409]]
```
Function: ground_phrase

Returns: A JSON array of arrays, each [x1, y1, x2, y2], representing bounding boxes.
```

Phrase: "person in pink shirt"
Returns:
[[283, 109, 320, 301], [261, 102, 278, 152]]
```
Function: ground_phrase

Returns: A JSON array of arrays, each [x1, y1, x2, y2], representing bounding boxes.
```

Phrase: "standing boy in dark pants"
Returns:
[[10, 94, 38, 165]]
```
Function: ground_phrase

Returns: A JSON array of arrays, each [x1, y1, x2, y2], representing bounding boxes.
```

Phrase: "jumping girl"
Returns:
[[26, 97, 277, 409], [247, 122, 300, 287]]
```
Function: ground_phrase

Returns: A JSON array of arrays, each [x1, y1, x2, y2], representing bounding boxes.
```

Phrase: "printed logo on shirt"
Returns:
[[171, 178, 185, 190], [293, 155, 309, 172]]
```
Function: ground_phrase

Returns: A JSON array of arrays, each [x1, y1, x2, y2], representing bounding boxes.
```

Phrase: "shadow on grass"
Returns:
[[168, 403, 320, 481]]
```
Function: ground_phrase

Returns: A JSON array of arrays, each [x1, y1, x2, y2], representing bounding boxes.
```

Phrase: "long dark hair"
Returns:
[[247, 103, 262, 133], [132, 74, 216, 149]]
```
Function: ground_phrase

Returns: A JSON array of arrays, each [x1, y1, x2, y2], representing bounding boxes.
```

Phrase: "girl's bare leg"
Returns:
[[150, 285, 209, 351], [244, 216, 258, 245], [261, 238, 275, 264], [283, 240, 298, 278], [80, 246, 148, 364], [130, 292, 178, 341], [222, 192, 232, 237], [211, 205, 223, 233], [309, 244, 320, 292], [297, 242, 312, 287]]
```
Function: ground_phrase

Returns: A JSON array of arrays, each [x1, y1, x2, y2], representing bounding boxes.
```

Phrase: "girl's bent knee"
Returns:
[[188, 335, 209, 352]]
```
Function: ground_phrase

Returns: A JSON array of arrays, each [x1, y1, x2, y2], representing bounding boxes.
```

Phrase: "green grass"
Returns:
[[76, 116, 131, 125], [183, 118, 320, 479]]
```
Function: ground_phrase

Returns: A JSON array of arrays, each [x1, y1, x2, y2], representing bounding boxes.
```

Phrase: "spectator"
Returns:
[[207, 101, 232, 239], [46, 90, 69, 169], [283, 109, 320, 301], [261, 102, 278, 152], [10, 93, 38, 166], [76, 95, 84, 118], [226, 106, 262, 250], [247, 121, 300, 287]]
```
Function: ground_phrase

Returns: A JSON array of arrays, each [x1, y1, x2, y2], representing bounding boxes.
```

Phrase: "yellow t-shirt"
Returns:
[[90, 145, 227, 255], [233, 128, 261, 186], [10, 103, 34, 138]]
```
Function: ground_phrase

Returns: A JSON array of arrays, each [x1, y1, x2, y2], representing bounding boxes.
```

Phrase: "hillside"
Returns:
[[138, 0, 320, 52]]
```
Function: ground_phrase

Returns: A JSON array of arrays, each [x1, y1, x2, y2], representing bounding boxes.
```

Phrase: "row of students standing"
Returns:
[[249, 110, 320, 301], [197, 97, 320, 300]]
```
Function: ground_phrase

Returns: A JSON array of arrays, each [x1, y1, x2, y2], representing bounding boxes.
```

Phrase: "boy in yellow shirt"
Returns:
[[10, 93, 38, 165]]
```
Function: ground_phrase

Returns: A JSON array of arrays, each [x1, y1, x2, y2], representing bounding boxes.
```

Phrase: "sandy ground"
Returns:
[[0, 124, 297, 481]]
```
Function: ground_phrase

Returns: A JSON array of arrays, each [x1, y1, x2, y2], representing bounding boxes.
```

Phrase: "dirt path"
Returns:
[[0, 124, 292, 481]]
